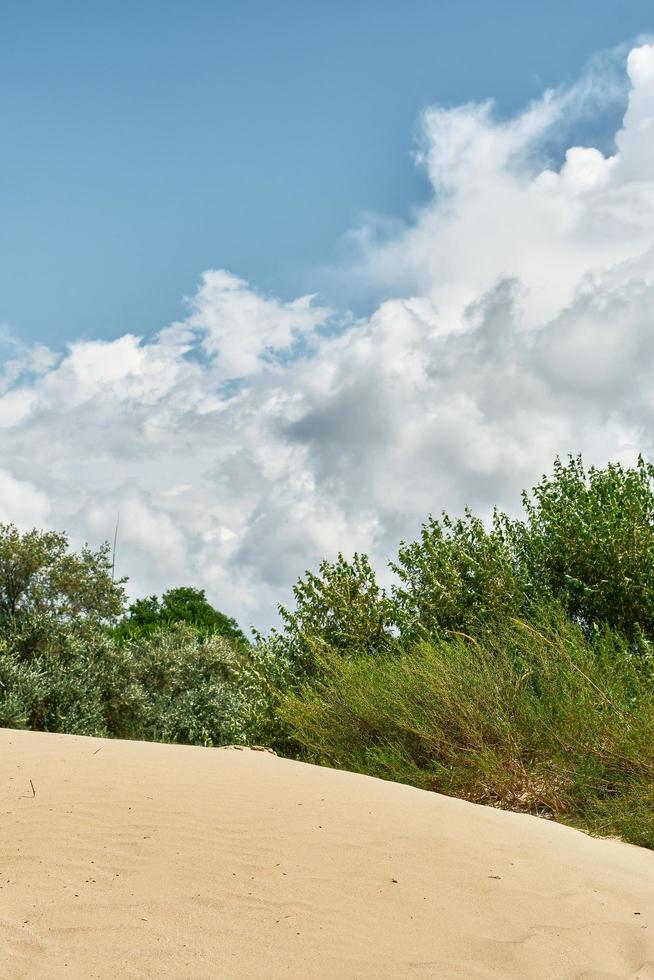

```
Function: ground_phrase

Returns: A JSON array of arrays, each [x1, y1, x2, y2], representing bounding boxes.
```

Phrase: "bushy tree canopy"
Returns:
[[500, 455, 654, 641], [114, 586, 248, 647], [272, 455, 654, 654], [0, 524, 125, 627], [391, 509, 522, 642], [272, 552, 397, 672]]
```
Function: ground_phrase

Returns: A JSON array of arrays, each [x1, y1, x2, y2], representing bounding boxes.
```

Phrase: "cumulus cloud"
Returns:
[[185, 270, 330, 380], [2, 44, 654, 628], [0, 469, 50, 528]]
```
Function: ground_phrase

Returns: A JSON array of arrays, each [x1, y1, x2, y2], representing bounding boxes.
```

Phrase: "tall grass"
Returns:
[[281, 610, 654, 847]]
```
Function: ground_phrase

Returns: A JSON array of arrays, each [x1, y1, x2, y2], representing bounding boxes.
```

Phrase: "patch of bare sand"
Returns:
[[1, 728, 653, 979]]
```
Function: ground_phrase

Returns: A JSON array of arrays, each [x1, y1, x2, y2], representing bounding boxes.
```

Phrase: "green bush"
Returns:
[[113, 586, 249, 648], [281, 608, 654, 847], [267, 457, 654, 666], [0, 527, 256, 747], [392, 455, 654, 646], [0, 618, 257, 747], [0, 523, 125, 628], [0, 617, 137, 736], [272, 552, 397, 672], [119, 623, 249, 746], [391, 509, 523, 642], [501, 455, 654, 641]]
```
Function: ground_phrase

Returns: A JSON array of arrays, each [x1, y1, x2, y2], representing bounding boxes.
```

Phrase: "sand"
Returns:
[[1, 729, 653, 979]]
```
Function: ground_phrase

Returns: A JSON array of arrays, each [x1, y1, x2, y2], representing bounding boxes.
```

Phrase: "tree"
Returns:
[[0, 524, 125, 627], [270, 455, 654, 654], [114, 586, 248, 647], [271, 552, 397, 673], [391, 509, 523, 642], [500, 455, 654, 642]]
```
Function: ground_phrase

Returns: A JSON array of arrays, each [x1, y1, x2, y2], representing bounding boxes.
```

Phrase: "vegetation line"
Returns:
[[1, 453, 654, 848]]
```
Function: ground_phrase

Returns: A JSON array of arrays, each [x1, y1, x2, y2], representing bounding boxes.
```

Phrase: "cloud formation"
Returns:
[[3, 45, 654, 628]]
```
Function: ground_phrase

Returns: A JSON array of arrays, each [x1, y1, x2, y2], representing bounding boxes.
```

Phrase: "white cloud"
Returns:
[[0, 469, 50, 528], [2, 44, 654, 629], [185, 269, 330, 380]]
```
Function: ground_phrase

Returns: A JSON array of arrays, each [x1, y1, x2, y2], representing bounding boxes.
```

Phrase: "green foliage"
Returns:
[[390, 455, 654, 646], [273, 552, 397, 673], [0, 524, 125, 628], [282, 609, 654, 847], [230, 630, 318, 755], [0, 618, 136, 735], [391, 509, 523, 642], [0, 531, 254, 746], [501, 455, 654, 641], [0, 618, 257, 747], [117, 624, 251, 746], [270, 454, 654, 847], [114, 586, 248, 647]]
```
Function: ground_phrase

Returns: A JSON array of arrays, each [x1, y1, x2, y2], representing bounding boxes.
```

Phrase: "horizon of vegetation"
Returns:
[[1, 453, 653, 849]]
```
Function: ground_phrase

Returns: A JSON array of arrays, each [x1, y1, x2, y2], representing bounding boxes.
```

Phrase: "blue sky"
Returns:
[[2, 0, 652, 345], [4, 5, 654, 625]]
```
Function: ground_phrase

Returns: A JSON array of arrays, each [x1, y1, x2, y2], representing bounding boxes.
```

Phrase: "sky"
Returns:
[[2, 0, 652, 341], [2, 3, 654, 629]]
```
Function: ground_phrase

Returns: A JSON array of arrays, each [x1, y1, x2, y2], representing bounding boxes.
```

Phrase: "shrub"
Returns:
[[120, 623, 249, 746], [0, 618, 256, 747], [113, 586, 249, 648], [0, 617, 137, 736], [391, 509, 523, 643], [272, 552, 397, 673], [501, 454, 654, 641], [0, 524, 125, 629], [391, 455, 654, 646], [281, 608, 654, 847]]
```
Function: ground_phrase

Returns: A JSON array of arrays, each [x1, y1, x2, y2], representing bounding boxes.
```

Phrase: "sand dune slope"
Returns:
[[1, 729, 653, 979]]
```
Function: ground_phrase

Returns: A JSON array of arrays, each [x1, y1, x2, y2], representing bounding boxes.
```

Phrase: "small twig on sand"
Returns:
[[20, 780, 36, 799], [92, 748, 102, 756]]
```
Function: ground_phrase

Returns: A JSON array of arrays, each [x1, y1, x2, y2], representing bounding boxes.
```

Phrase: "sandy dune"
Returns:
[[1, 729, 653, 979]]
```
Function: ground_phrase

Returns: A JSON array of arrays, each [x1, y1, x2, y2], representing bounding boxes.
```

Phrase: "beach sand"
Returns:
[[1, 727, 653, 978]]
